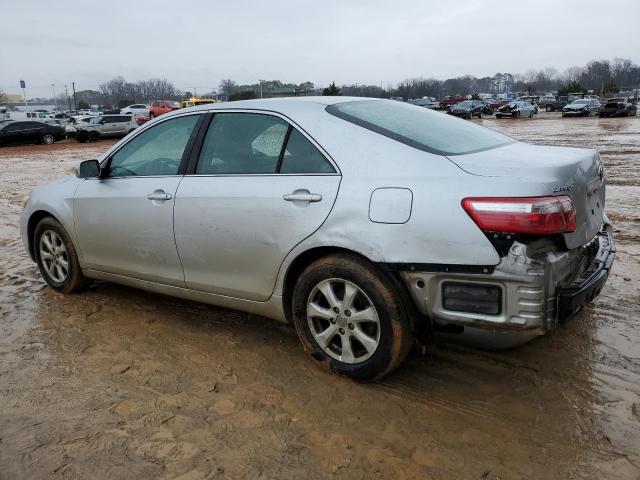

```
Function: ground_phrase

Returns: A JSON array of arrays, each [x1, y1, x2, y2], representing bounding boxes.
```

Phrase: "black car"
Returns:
[[538, 96, 568, 112], [0, 121, 66, 146], [598, 98, 638, 118], [448, 100, 486, 119]]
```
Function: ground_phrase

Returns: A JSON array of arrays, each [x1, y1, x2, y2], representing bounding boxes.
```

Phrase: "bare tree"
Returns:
[[219, 79, 238, 97], [563, 66, 585, 83]]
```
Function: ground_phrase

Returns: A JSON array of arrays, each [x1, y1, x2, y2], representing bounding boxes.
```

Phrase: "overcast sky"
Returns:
[[1, 0, 638, 97]]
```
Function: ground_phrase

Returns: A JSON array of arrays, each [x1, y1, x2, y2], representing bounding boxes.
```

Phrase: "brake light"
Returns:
[[462, 196, 576, 235]]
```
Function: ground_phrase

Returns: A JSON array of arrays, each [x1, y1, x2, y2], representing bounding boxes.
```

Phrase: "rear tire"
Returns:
[[291, 254, 413, 381], [34, 217, 90, 293], [88, 131, 99, 142]]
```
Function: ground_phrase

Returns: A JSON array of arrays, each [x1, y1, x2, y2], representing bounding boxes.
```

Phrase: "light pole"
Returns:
[[51, 83, 57, 111], [64, 84, 71, 111]]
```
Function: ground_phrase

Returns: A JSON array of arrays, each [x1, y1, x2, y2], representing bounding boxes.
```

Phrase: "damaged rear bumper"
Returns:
[[400, 225, 615, 339]]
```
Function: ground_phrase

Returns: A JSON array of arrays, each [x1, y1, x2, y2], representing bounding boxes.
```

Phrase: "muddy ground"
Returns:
[[0, 113, 639, 480]]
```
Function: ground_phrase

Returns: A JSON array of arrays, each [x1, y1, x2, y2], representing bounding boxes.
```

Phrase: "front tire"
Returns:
[[41, 133, 55, 145], [34, 217, 90, 293], [291, 254, 413, 381]]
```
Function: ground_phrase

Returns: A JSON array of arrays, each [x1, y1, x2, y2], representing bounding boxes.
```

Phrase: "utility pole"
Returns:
[[259, 80, 264, 99], [193, 87, 197, 98], [72, 82, 77, 111], [64, 84, 71, 111], [51, 83, 57, 111]]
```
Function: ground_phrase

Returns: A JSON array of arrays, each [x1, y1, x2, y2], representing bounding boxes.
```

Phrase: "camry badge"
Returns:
[[553, 184, 575, 192]]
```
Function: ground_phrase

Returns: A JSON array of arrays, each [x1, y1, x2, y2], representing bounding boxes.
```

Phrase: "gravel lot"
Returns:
[[1, 113, 639, 479]]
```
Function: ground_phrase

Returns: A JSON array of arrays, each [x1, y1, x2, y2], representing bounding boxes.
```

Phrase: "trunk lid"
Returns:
[[448, 142, 606, 249]]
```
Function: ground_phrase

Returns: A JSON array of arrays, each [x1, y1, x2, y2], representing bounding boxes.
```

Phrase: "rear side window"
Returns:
[[327, 100, 513, 155], [196, 113, 288, 174], [280, 129, 335, 174]]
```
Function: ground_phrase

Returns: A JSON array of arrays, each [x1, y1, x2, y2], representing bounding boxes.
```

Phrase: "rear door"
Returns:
[[113, 116, 131, 135], [100, 116, 119, 136], [174, 111, 341, 301]]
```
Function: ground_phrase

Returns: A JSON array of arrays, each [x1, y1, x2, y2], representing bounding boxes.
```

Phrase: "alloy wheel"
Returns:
[[42, 134, 54, 144], [307, 278, 381, 364], [39, 230, 69, 283]]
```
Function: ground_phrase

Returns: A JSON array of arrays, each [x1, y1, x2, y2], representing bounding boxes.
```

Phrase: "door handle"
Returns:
[[147, 191, 172, 201], [283, 192, 322, 202]]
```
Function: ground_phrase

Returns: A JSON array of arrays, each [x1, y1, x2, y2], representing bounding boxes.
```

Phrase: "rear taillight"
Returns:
[[462, 196, 576, 235]]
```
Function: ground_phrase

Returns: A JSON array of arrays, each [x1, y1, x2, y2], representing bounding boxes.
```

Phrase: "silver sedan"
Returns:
[[21, 97, 614, 380]]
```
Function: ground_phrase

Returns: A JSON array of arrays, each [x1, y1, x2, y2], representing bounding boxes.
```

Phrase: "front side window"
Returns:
[[196, 113, 288, 174], [107, 115, 199, 177], [327, 100, 513, 155]]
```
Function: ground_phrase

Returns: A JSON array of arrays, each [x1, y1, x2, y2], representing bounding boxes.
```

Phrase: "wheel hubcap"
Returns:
[[307, 278, 380, 364], [43, 135, 54, 144], [39, 230, 69, 283]]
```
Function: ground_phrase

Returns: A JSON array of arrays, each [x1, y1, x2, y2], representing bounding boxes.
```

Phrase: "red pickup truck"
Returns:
[[148, 100, 181, 118]]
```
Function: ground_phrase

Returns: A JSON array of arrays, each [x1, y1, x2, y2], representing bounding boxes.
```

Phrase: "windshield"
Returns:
[[326, 100, 513, 155], [457, 101, 474, 107], [167, 101, 180, 108], [572, 100, 589, 105]]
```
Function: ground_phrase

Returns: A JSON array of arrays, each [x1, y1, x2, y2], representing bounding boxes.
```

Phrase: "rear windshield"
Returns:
[[326, 100, 513, 155]]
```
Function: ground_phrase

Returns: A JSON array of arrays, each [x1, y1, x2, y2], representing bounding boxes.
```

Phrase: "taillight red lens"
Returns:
[[462, 196, 576, 235]]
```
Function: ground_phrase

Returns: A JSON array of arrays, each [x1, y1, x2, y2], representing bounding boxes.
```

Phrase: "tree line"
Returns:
[[219, 58, 640, 101]]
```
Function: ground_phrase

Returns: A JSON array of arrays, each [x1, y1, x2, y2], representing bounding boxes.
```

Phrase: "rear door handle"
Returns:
[[147, 190, 172, 201], [283, 192, 322, 202]]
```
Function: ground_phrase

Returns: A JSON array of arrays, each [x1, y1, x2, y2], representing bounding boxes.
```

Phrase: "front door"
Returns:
[[174, 112, 341, 301], [74, 113, 202, 285]]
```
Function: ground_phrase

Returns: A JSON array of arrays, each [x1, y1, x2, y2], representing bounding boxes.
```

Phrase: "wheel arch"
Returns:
[[27, 210, 60, 260], [281, 246, 426, 336]]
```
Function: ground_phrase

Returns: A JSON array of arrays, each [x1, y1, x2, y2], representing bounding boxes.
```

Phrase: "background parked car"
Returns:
[[448, 100, 484, 119], [598, 98, 637, 117], [180, 98, 216, 108], [43, 119, 67, 129], [515, 96, 539, 113], [538, 95, 568, 112], [75, 115, 137, 142], [149, 100, 181, 118], [495, 101, 535, 118], [437, 95, 467, 110], [562, 98, 601, 117], [0, 121, 65, 146], [66, 115, 94, 137], [120, 104, 149, 116]]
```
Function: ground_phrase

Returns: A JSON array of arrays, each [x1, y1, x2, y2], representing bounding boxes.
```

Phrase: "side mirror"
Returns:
[[77, 159, 101, 178]]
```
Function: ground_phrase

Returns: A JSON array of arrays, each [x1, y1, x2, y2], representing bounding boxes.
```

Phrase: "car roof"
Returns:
[[185, 96, 379, 116]]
